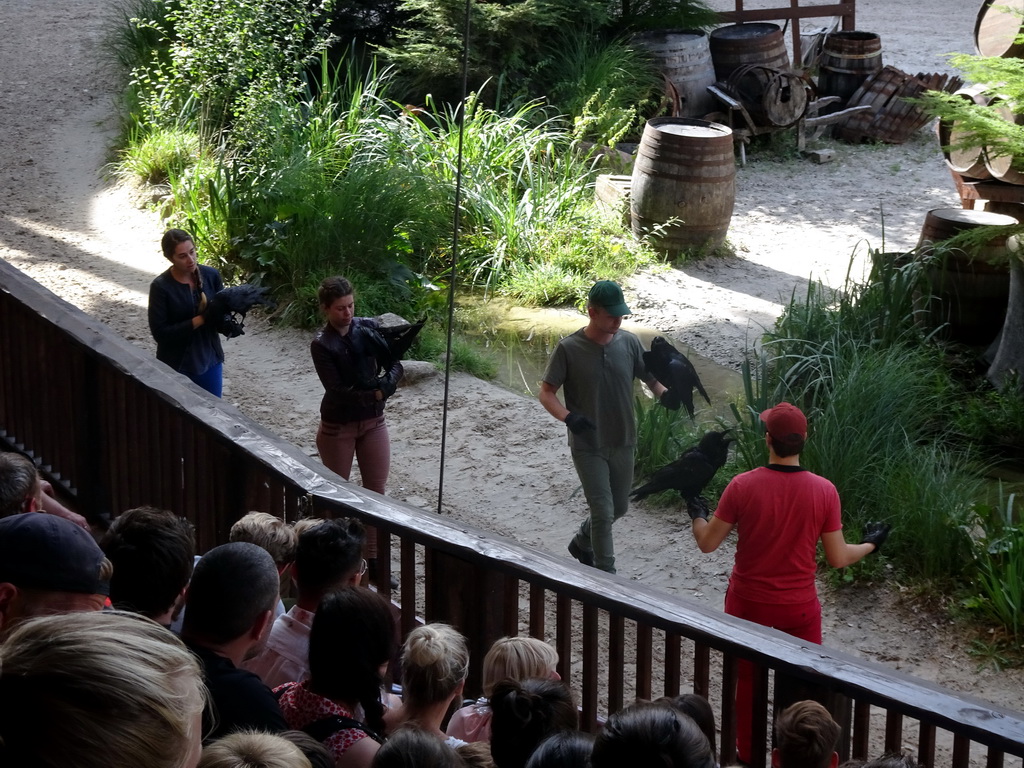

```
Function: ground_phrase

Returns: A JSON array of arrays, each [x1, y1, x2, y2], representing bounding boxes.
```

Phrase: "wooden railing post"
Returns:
[[425, 548, 510, 697]]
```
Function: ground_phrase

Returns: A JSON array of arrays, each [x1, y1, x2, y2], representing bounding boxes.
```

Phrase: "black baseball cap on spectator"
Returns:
[[0, 514, 110, 595]]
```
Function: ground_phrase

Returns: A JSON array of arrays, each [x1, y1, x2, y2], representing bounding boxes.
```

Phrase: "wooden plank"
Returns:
[[885, 710, 904, 755], [636, 622, 653, 703], [751, 664, 770, 768], [582, 603, 599, 731], [919, 722, 937, 768], [529, 582, 545, 638], [400, 538, 418, 639], [853, 700, 871, 759], [665, 631, 681, 698], [555, 594, 573, 690], [953, 733, 971, 768], [608, 613, 625, 714], [721, 655, 738, 766], [694, 643, 711, 700]]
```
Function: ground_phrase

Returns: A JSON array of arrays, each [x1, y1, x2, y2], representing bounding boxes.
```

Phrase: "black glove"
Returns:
[[565, 412, 596, 434], [860, 522, 891, 553], [219, 316, 245, 339], [377, 364, 402, 399], [685, 496, 710, 521], [660, 388, 681, 411], [202, 292, 229, 324]]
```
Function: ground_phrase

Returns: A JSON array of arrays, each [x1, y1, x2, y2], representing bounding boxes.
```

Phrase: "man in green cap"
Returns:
[[539, 280, 667, 574]]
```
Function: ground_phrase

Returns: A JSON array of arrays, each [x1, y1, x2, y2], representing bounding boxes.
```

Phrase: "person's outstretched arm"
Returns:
[[820, 528, 885, 569], [691, 515, 733, 553]]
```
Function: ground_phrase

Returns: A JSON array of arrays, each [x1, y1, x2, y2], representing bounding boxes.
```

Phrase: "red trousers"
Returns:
[[316, 416, 390, 558], [725, 589, 822, 763]]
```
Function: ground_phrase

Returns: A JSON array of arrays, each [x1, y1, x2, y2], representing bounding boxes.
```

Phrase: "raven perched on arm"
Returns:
[[642, 336, 711, 420], [630, 430, 733, 504], [203, 284, 276, 338]]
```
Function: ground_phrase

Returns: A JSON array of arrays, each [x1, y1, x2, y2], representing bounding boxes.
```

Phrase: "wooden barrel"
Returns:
[[817, 31, 883, 108], [917, 207, 1017, 344], [724, 65, 809, 127], [983, 97, 1024, 183], [709, 23, 789, 82], [975, 0, 1024, 57], [939, 84, 992, 180], [630, 118, 736, 256], [633, 30, 717, 118]]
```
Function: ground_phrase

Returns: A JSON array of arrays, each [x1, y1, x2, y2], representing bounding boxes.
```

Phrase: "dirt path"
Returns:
[[2, 0, 1022, 726]]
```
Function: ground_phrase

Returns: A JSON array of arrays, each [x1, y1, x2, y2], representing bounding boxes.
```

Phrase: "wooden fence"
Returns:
[[1, 257, 1022, 768]]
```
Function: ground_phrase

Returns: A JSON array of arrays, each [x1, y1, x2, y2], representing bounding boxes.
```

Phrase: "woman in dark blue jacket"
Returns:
[[147, 229, 226, 396]]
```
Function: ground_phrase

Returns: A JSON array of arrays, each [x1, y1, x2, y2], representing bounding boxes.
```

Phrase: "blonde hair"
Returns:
[[400, 623, 469, 707], [292, 517, 329, 536], [482, 636, 559, 697], [199, 731, 312, 768], [0, 610, 205, 768], [229, 512, 298, 564]]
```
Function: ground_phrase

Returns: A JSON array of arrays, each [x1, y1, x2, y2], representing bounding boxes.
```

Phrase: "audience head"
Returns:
[[400, 622, 470, 709], [657, 693, 717, 763], [198, 731, 312, 768], [592, 702, 713, 768], [483, 636, 559, 697], [0, 513, 111, 636], [181, 542, 280, 648], [278, 731, 334, 768], [862, 755, 918, 768], [229, 511, 298, 570], [0, 610, 205, 768], [100, 505, 195, 623], [371, 726, 460, 768], [773, 700, 840, 768], [458, 742, 498, 768], [524, 731, 594, 768], [308, 587, 396, 734], [293, 516, 365, 601], [490, 678, 579, 768], [0, 452, 41, 516]]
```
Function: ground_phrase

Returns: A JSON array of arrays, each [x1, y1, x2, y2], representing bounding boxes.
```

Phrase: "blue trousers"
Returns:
[[187, 362, 223, 397]]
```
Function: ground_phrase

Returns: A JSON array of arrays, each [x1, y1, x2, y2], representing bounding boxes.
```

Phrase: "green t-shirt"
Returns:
[[542, 328, 647, 451]]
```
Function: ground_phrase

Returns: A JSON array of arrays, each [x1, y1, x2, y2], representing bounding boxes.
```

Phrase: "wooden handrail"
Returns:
[[1, 256, 1022, 767]]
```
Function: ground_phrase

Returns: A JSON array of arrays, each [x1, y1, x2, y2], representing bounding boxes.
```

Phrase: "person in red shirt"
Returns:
[[690, 402, 890, 764]]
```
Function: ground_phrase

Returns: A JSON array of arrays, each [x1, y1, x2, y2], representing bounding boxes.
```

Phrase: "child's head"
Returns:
[[482, 636, 559, 697], [228, 512, 297, 569], [199, 730, 312, 768]]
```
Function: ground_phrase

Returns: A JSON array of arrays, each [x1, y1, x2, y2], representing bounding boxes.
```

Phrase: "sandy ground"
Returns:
[[2, 0, 1023, 734]]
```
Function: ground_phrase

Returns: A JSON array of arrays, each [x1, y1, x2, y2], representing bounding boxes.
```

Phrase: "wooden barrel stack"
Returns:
[[938, 2, 1024, 206]]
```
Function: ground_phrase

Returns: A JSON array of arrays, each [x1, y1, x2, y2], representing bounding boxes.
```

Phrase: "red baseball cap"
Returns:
[[760, 402, 807, 443]]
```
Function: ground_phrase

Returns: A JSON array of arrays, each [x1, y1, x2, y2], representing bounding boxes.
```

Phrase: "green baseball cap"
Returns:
[[588, 280, 631, 317]]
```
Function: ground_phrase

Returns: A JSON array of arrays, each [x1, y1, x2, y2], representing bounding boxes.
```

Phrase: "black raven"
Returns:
[[643, 336, 711, 420], [378, 317, 426, 367], [206, 284, 276, 338], [630, 430, 733, 503]]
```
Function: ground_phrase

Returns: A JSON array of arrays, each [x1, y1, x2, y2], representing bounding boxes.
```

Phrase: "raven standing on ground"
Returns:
[[630, 430, 734, 509], [643, 336, 711, 420]]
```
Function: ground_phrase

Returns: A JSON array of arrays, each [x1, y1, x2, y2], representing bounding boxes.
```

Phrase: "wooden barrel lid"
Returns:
[[975, 0, 1024, 57], [710, 22, 782, 41]]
